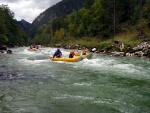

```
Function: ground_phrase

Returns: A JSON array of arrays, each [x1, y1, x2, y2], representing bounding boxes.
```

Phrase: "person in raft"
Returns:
[[69, 50, 75, 58], [53, 48, 62, 58], [74, 48, 80, 56], [81, 46, 88, 55]]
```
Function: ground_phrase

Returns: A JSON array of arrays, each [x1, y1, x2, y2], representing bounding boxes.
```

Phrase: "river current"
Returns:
[[0, 47, 150, 113]]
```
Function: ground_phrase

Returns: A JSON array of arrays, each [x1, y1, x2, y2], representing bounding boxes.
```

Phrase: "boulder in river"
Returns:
[[7, 50, 12, 54]]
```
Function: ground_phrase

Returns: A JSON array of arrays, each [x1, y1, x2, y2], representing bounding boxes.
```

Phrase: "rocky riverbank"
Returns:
[[103, 42, 150, 58], [60, 41, 150, 58], [0, 45, 12, 54]]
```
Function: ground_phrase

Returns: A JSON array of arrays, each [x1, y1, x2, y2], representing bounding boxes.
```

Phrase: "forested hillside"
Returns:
[[0, 5, 27, 46], [33, 0, 150, 48], [29, 0, 87, 38]]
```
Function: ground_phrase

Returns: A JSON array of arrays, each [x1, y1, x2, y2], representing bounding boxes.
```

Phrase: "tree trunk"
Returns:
[[113, 0, 116, 38], [50, 20, 53, 40], [139, 0, 142, 36]]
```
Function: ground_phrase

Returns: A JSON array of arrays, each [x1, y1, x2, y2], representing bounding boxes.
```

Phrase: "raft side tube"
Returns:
[[50, 56, 83, 62]]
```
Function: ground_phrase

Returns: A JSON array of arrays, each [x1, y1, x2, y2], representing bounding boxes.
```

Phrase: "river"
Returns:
[[0, 47, 150, 113]]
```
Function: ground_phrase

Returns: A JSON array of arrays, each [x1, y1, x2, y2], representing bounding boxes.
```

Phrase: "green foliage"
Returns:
[[0, 5, 27, 46], [0, 34, 8, 44], [84, 0, 95, 9], [143, 0, 150, 28], [33, 0, 150, 47], [54, 28, 65, 43], [30, 0, 87, 39], [98, 40, 113, 49]]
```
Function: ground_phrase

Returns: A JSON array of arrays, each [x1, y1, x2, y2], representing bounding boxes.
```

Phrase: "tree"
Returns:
[[84, 0, 95, 9], [0, 4, 27, 46], [0, 34, 8, 44], [54, 28, 65, 42]]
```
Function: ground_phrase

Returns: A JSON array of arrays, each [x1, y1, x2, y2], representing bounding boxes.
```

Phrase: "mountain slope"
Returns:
[[29, 0, 86, 38], [18, 19, 31, 33]]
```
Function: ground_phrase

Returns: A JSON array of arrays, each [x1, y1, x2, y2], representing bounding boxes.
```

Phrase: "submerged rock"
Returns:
[[0, 71, 26, 80], [7, 50, 12, 54]]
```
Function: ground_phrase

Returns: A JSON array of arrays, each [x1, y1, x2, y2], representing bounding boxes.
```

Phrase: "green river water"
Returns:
[[0, 47, 150, 113]]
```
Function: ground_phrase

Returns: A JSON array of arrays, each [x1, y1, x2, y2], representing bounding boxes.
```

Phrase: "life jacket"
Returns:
[[56, 51, 61, 56], [69, 52, 74, 58]]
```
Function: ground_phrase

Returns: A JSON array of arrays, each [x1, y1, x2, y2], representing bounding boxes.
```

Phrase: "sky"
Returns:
[[0, 0, 62, 23]]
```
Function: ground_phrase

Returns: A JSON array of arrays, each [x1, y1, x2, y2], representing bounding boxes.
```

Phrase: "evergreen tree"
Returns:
[[0, 5, 27, 46]]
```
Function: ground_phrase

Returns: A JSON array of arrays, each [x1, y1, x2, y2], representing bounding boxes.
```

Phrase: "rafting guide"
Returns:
[[53, 48, 62, 58]]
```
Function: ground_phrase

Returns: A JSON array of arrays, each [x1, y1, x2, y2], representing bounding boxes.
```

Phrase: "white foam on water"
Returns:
[[73, 82, 92, 86], [15, 48, 43, 56], [49, 61, 65, 64], [38, 82, 43, 84], [74, 57, 150, 80], [53, 94, 94, 100], [73, 65, 79, 68], [76, 58, 115, 70], [18, 58, 49, 66]]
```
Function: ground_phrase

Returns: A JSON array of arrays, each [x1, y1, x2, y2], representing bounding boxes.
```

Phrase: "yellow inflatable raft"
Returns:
[[83, 53, 93, 59], [50, 56, 83, 62]]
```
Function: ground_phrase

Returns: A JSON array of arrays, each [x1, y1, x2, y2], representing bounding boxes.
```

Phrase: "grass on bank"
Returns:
[[60, 31, 148, 50], [47, 28, 150, 51]]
